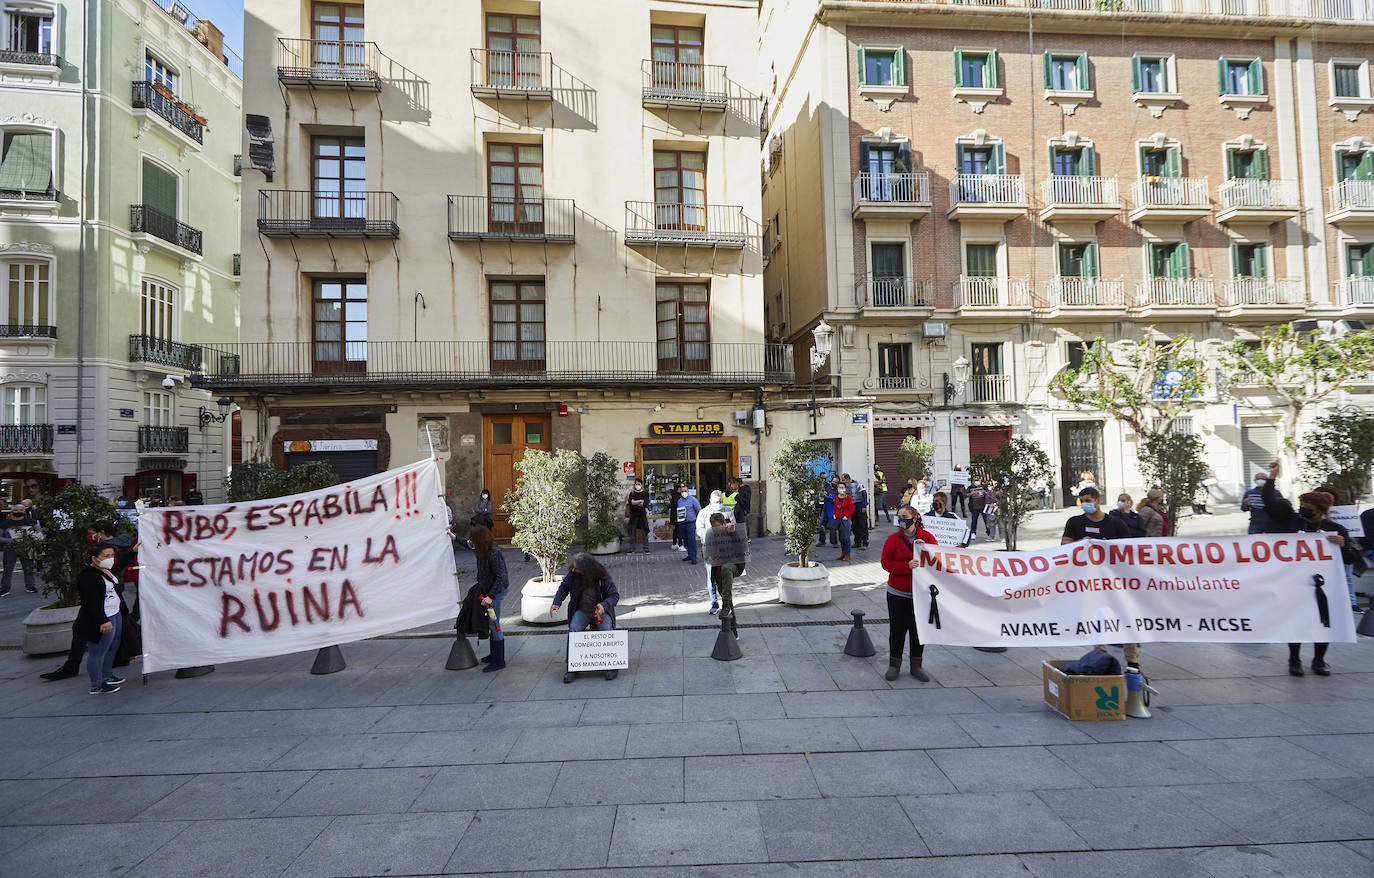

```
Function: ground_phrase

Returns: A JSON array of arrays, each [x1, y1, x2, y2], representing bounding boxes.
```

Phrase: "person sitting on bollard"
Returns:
[[551, 553, 621, 683], [881, 504, 939, 682], [704, 512, 747, 640]]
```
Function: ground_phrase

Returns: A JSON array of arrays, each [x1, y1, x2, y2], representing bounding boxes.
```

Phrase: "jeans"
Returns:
[[683, 526, 697, 562], [1, 548, 34, 591], [1247, 522, 1266, 534], [86, 612, 121, 687], [489, 593, 505, 641], [569, 609, 612, 632], [1346, 564, 1360, 608], [837, 519, 852, 555]]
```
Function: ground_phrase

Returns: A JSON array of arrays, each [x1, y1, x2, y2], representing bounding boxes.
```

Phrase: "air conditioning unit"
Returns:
[[923, 321, 947, 344]]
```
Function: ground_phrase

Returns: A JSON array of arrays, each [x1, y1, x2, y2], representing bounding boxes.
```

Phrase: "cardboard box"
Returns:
[[1042, 660, 1125, 721]]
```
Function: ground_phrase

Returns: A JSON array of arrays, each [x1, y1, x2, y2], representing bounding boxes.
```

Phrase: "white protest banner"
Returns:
[[137, 460, 459, 673], [1330, 506, 1364, 539], [568, 630, 629, 671], [910, 535, 1355, 648], [948, 471, 970, 486], [921, 515, 970, 547]]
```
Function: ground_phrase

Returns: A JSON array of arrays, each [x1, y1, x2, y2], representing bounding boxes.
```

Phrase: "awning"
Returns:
[[873, 413, 937, 428], [954, 414, 1022, 427]]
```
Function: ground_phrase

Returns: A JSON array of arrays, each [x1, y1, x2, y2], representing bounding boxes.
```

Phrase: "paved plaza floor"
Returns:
[[2, 506, 1372, 876]]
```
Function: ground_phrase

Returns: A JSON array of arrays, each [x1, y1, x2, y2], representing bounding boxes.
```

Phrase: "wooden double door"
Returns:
[[482, 413, 552, 541]]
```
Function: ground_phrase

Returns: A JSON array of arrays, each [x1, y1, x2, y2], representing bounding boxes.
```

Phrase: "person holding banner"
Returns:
[[551, 554, 621, 683], [880, 505, 938, 682], [470, 526, 510, 672], [1061, 487, 1137, 673], [76, 543, 124, 695]]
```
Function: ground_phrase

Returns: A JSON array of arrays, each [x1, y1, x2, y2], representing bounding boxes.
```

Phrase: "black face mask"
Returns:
[[1300, 507, 1317, 520]]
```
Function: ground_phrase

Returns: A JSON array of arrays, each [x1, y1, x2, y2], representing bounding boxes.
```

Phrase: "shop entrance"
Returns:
[[1059, 420, 1105, 506], [636, 437, 738, 541], [482, 413, 552, 541]]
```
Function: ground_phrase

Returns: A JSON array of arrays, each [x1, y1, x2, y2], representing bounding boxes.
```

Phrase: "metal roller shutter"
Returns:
[[968, 426, 1011, 459], [1240, 424, 1278, 484], [285, 450, 377, 483], [874, 427, 916, 507]]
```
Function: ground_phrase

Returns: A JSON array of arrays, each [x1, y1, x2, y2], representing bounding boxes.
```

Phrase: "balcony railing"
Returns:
[[0, 185, 57, 202], [193, 341, 793, 388], [855, 275, 931, 308], [854, 172, 931, 205], [470, 48, 552, 94], [957, 276, 1031, 308], [642, 59, 729, 107], [1044, 277, 1127, 308], [1041, 175, 1120, 205], [872, 0, 1374, 22], [624, 201, 747, 248], [0, 49, 60, 67], [1218, 178, 1299, 210], [447, 195, 575, 242], [1329, 180, 1374, 213], [1138, 277, 1216, 307], [258, 190, 400, 237], [130, 81, 204, 144], [138, 425, 189, 455], [1130, 177, 1211, 209], [1339, 277, 1374, 306], [277, 38, 381, 87], [130, 205, 203, 255], [949, 174, 1026, 206], [129, 335, 203, 371], [1221, 278, 1303, 307], [0, 424, 53, 455], [0, 324, 56, 339], [877, 376, 916, 390], [968, 375, 1011, 404]]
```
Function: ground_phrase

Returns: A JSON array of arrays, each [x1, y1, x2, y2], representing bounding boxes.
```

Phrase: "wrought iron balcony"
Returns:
[[1338, 277, 1374, 306], [641, 59, 729, 109], [258, 190, 399, 238], [855, 275, 931, 308], [1042, 277, 1128, 309], [0, 324, 57, 339], [447, 195, 575, 242], [876, 375, 916, 390], [1137, 277, 1217, 308], [0, 424, 53, 454], [470, 48, 553, 99], [138, 425, 189, 455], [1217, 179, 1300, 223], [1328, 180, 1374, 225], [624, 201, 747, 248], [1039, 175, 1121, 222], [956, 276, 1032, 309], [129, 335, 203, 371], [947, 174, 1027, 220], [0, 49, 60, 67], [1220, 278, 1304, 308], [852, 172, 932, 219], [193, 341, 793, 390], [130, 205, 203, 255], [130, 81, 204, 145], [1128, 177, 1211, 222], [0, 185, 57, 203], [277, 38, 381, 89], [968, 375, 1011, 404]]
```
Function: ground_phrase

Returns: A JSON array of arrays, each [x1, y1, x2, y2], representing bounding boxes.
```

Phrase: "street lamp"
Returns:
[[809, 319, 834, 435], [198, 396, 233, 432], [943, 356, 970, 404]]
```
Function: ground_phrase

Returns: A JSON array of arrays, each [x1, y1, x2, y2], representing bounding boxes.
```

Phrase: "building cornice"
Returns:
[[116, 0, 243, 98]]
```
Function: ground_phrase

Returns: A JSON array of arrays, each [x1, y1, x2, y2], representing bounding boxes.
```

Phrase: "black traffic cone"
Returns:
[[447, 634, 479, 669], [843, 609, 875, 657], [174, 665, 215, 678], [1359, 606, 1374, 637], [711, 611, 742, 661], [310, 645, 346, 675]]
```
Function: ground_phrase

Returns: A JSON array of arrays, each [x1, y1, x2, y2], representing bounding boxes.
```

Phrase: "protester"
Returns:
[[76, 543, 123, 695], [676, 485, 701, 565], [1137, 490, 1167, 537], [724, 476, 752, 544], [1240, 472, 1273, 534], [966, 482, 989, 541], [832, 481, 854, 562], [881, 505, 938, 682], [817, 477, 838, 548], [911, 480, 933, 516], [900, 478, 918, 509], [551, 553, 621, 683], [184, 487, 204, 505], [470, 489, 494, 530], [1074, 471, 1097, 494], [469, 525, 509, 672], [925, 491, 959, 522], [625, 479, 651, 554], [983, 483, 1002, 543], [850, 475, 870, 549], [703, 512, 747, 639], [1110, 494, 1147, 538], [0, 503, 36, 595], [696, 490, 734, 609], [40, 520, 137, 681], [950, 465, 968, 516], [1062, 486, 1138, 673], [1041, 477, 1055, 511], [873, 466, 890, 523]]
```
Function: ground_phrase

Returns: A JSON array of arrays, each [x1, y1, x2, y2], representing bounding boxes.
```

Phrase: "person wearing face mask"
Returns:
[[912, 480, 933, 516], [924, 491, 959, 521], [626, 480, 651, 554], [696, 490, 734, 609], [1137, 490, 1167, 537], [1240, 472, 1274, 534], [880, 505, 939, 682], [0, 503, 36, 596], [1109, 494, 1147, 538], [676, 485, 702, 565], [76, 544, 124, 695], [1063, 487, 1137, 672], [832, 482, 854, 562], [470, 488, 495, 531]]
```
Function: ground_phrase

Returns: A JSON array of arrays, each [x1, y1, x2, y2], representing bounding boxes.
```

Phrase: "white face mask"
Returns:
[[98, 557, 115, 570], [1080, 501, 1098, 515], [1117, 501, 1128, 511]]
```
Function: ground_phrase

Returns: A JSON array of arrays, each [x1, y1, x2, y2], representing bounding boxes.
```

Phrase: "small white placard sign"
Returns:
[[1331, 505, 1364, 539], [948, 471, 970, 486], [568, 630, 629, 671], [922, 515, 971, 547]]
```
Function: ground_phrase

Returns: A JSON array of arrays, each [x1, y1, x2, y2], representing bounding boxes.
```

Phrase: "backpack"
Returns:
[[1062, 648, 1121, 676]]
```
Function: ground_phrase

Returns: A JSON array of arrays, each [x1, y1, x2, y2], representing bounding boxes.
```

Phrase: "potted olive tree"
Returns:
[[508, 448, 582, 623], [773, 438, 833, 605], [581, 451, 622, 555]]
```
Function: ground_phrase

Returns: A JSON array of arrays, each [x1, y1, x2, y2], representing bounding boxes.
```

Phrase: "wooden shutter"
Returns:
[[1363, 245, 1374, 275], [1254, 244, 1268, 278], [142, 162, 178, 217], [1248, 59, 1262, 95], [1082, 145, 1096, 176], [992, 142, 1006, 174], [858, 141, 869, 174], [896, 142, 912, 173], [856, 47, 867, 86], [987, 50, 999, 88], [1131, 56, 1142, 92], [1218, 57, 1229, 94], [894, 49, 905, 86], [1231, 243, 1241, 277], [1253, 149, 1269, 179], [1042, 52, 1053, 88], [1083, 242, 1098, 278], [1170, 242, 1191, 277], [1225, 149, 1237, 180], [953, 49, 963, 87], [1076, 53, 1089, 89], [1164, 147, 1181, 178], [1357, 151, 1374, 181]]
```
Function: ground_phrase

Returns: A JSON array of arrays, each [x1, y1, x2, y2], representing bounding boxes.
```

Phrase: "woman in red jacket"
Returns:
[[832, 482, 855, 562], [880, 504, 938, 682]]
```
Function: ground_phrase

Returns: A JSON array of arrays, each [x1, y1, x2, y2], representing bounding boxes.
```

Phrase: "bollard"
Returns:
[[310, 645, 346, 675], [1359, 607, 1374, 637], [843, 609, 875, 657], [973, 647, 1008, 653], [446, 634, 479, 670], [711, 611, 742, 662], [174, 665, 215, 679]]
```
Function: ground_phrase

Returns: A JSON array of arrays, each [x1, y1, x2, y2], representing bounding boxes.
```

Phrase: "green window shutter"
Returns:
[[1231, 243, 1241, 277], [0, 132, 52, 193], [987, 50, 999, 88], [858, 141, 870, 175], [1218, 57, 1228, 94], [1255, 244, 1268, 278], [1058, 245, 1072, 277], [1248, 59, 1262, 95], [894, 49, 905, 86], [1043, 52, 1053, 89], [1359, 151, 1374, 180], [1363, 245, 1374, 275], [992, 142, 1006, 174], [1165, 147, 1181, 178], [142, 161, 178, 217], [1170, 242, 1191, 277], [1225, 149, 1237, 180], [1084, 242, 1098, 278], [1083, 145, 1096, 176], [896, 142, 912, 173], [1077, 53, 1089, 89], [953, 49, 963, 88], [1253, 149, 1269, 180], [1131, 56, 1142, 93], [856, 47, 867, 86]]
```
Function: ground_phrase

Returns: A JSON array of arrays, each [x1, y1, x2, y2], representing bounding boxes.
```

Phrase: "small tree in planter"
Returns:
[[970, 437, 1051, 550], [581, 451, 622, 553], [772, 438, 832, 604], [1302, 412, 1374, 505], [15, 483, 130, 608], [507, 450, 582, 620], [1138, 432, 1209, 536], [896, 436, 934, 486]]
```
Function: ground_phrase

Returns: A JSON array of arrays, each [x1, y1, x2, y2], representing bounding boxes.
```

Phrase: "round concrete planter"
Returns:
[[778, 561, 831, 606], [587, 537, 620, 556], [520, 575, 569, 624], [22, 605, 78, 656]]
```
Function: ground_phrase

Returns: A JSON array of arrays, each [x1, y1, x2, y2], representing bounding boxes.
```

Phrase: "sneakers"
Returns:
[[24, 585, 37, 593], [105, 675, 126, 686], [89, 683, 120, 695], [709, 602, 720, 615], [0, 588, 9, 597]]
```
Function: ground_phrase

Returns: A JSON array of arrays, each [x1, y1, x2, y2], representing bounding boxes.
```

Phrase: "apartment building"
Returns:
[[229, 1, 782, 538], [0, 0, 240, 504], [761, 0, 1374, 505]]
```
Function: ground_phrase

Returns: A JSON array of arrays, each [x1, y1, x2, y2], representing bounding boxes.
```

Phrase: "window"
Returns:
[[5, 6, 55, 55], [0, 129, 53, 197], [144, 391, 173, 427], [956, 143, 1005, 180], [1058, 243, 1098, 278], [1149, 242, 1191, 277], [656, 282, 709, 373], [1050, 145, 1095, 177], [858, 141, 913, 199], [650, 23, 703, 92], [871, 242, 904, 279], [141, 159, 178, 219], [1066, 340, 1096, 371], [486, 12, 541, 89], [1139, 145, 1180, 178], [1219, 58, 1262, 96], [1347, 244, 1374, 278], [5, 262, 50, 329], [313, 279, 367, 373], [1131, 56, 1171, 94], [1044, 53, 1088, 91], [965, 243, 998, 277], [1152, 416, 1193, 435], [490, 281, 545, 371], [953, 49, 998, 88], [1226, 148, 1268, 180], [144, 52, 177, 93], [488, 142, 543, 234], [877, 343, 912, 386], [1233, 243, 1268, 278], [970, 342, 1003, 376], [312, 136, 364, 221], [857, 47, 903, 87], [140, 279, 175, 339], [2, 385, 44, 425], [1338, 150, 1374, 182], [653, 150, 706, 230], [311, 3, 366, 76], [1333, 61, 1368, 99]]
